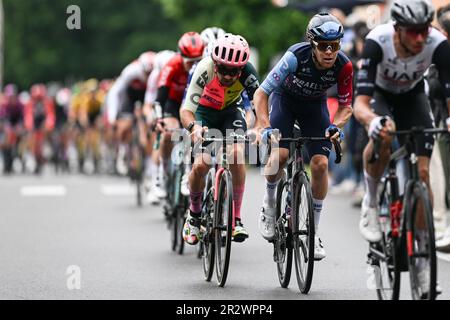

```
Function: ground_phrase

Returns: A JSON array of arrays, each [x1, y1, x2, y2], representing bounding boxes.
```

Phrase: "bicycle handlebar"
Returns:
[[369, 127, 450, 164], [276, 136, 342, 164]]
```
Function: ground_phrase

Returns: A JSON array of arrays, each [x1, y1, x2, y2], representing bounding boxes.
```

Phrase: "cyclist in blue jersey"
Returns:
[[253, 13, 354, 260]]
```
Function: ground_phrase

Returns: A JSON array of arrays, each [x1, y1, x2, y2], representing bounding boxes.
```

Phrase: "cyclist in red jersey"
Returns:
[[24, 84, 56, 173], [153, 32, 205, 196]]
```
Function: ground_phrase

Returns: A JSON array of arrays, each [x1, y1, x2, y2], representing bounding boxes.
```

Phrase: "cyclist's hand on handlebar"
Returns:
[[369, 116, 394, 140], [325, 125, 344, 143], [260, 127, 280, 145], [190, 125, 208, 144], [155, 118, 166, 133]]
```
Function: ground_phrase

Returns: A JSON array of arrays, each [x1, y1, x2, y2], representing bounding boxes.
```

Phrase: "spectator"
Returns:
[[429, 4, 450, 252]]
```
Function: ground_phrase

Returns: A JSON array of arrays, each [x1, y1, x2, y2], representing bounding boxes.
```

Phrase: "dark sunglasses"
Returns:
[[402, 26, 431, 38], [216, 64, 242, 77], [312, 40, 341, 52]]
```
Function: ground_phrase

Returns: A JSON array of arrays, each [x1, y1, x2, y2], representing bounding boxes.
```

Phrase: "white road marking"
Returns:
[[437, 252, 450, 263], [100, 184, 136, 196], [21, 185, 67, 197]]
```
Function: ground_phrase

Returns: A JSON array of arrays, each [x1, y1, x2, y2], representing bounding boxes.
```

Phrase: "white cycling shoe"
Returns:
[[181, 172, 190, 197], [259, 200, 276, 241], [359, 195, 382, 243], [314, 235, 326, 261], [417, 268, 443, 299], [144, 189, 160, 205]]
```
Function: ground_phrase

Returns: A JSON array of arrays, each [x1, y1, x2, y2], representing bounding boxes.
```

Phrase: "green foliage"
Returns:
[[157, 0, 310, 75], [3, 0, 309, 88], [4, 0, 181, 89]]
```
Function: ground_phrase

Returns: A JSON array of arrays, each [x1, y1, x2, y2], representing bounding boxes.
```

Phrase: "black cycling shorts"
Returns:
[[370, 86, 435, 158], [163, 99, 181, 122], [118, 87, 146, 119], [269, 91, 332, 158]]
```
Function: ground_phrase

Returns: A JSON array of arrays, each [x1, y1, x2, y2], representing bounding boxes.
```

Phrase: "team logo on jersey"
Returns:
[[321, 76, 335, 82], [196, 71, 208, 88], [190, 93, 201, 105]]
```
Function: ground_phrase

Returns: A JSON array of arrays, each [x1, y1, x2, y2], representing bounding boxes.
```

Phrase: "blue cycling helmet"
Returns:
[[306, 12, 344, 42]]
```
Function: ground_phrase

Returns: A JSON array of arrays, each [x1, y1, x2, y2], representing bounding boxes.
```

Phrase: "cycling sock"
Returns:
[[264, 179, 280, 206], [145, 157, 154, 178], [364, 171, 379, 208], [150, 160, 158, 182], [313, 198, 324, 232], [233, 185, 245, 221], [162, 158, 170, 173], [189, 189, 203, 214]]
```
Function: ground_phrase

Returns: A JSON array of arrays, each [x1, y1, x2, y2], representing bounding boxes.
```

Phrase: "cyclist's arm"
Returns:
[[354, 39, 383, 129], [155, 63, 176, 110], [254, 51, 297, 129], [241, 63, 260, 129], [432, 40, 450, 124], [334, 60, 354, 128]]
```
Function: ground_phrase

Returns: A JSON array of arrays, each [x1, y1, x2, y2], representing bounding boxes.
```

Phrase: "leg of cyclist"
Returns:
[[297, 98, 339, 261], [115, 116, 133, 176], [358, 92, 396, 243], [158, 116, 179, 198], [183, 152, 212, 245], [259, 92, 294, 241], [228, 142, 249, 242]]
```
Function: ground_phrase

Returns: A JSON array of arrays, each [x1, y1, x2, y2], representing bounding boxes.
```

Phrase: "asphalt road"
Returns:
[[1, 167, 449, 300]]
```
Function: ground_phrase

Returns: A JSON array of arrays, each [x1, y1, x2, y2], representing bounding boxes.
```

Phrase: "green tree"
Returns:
[[3, 0, 182, 89], [157, 0, 309, 76]]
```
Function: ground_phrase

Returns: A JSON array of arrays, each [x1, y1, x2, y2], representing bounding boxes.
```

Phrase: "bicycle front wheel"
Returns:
[[275, 177, 293, 288], [214, 170, 233, 287], [292, 172, 315, 294], [201, 170, 216, 281], [405, 181, 437, 300], [375, 179, 401, 300]]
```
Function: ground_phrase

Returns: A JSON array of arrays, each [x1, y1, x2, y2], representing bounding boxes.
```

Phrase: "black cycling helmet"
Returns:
[[306, 12, 344, 42], [391, 0, 435, 27]]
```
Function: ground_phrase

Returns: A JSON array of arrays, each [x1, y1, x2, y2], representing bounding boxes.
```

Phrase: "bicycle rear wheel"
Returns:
[[292, 172, 315, 294], [214, 170, 233, 287], [201, 170, 216, 282], [275, 177, 293, 288], [405, 181, 437, 300]]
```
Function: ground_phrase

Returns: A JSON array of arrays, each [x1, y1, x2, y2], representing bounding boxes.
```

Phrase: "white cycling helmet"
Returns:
[[201, 27, 227, 58], [138, 51, 156, 73], [201, 27, 226, 45]]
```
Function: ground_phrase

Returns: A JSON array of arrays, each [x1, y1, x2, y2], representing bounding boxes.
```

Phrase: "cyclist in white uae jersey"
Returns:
[[354, 0, 450, 297], [141, 50, 176, 203], [106, 51, 156, 175]]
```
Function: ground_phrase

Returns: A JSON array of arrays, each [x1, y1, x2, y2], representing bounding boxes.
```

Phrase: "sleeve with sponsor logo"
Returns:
[[181, 58, 212, 113], [337, 61, 353, 107], [241, 62, 260, 101], [432, 40, 450, 100], [355, 39, 383, 97], [260, 51, 297, 96]]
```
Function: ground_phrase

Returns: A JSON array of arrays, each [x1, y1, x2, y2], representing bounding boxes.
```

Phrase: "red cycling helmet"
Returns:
[[212, 33, 250, 67], [178, 32, 205, 59], [31, 84, 47, 99]]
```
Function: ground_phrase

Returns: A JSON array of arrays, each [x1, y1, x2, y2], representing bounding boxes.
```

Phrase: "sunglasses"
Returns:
[[312, 40, 341, 52], [216, 64, 242, 77], [183, 57, 202, 64], [402, 26, 431, 38]]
